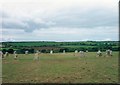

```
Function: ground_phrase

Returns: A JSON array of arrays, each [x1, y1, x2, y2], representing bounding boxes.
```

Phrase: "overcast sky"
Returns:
[[0, 0, 119, 42]]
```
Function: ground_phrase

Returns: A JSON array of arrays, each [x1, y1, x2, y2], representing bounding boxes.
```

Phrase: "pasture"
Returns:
[[2, 52, 119, 83]]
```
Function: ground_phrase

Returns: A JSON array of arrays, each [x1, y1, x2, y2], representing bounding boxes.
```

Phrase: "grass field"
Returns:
[[2, 52, 119, 83]]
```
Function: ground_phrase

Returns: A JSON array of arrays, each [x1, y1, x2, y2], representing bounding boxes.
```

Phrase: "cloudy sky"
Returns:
[[0, 0, 119, 42]]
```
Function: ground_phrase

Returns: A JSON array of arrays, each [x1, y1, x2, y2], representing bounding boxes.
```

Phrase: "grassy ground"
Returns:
[[2, 52, 119, 83]]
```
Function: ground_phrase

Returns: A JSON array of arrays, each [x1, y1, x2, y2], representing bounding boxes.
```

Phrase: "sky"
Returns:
[[0, 0, 119, 42]]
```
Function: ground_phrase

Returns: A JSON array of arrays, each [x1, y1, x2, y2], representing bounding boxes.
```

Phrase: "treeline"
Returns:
[[1, 41, 119, 54], [2, 41, 118, 47]]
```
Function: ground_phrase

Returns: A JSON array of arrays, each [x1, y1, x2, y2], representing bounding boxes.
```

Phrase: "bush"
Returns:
[[7, 49, 14, 54], [2, 49, 7, 54]]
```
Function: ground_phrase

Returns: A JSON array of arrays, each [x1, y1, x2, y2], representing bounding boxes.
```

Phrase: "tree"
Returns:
[[41, 49, 46, 53], [7, 49, 14, 54]]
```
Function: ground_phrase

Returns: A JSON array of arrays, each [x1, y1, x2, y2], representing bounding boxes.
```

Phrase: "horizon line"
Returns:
[[0, 40, 119, 43]]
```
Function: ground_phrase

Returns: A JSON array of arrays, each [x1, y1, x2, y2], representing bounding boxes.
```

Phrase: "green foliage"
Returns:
[[7, 49, 14, 54], [1, 41, 119, 53]]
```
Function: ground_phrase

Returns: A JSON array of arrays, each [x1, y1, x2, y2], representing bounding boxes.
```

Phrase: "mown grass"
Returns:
[[2, 52, 119, 83]]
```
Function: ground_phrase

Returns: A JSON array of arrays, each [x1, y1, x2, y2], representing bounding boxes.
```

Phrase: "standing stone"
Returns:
[[96, 50, 102, 57], [75, 50, 78, 53], [14, 51, 18, 60], [25, 50, 28, 54], [50, 50, 53, 54], [63, 50, 65, 53]]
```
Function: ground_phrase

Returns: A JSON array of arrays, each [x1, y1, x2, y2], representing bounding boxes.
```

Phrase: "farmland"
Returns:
[[1, 41, 119, 83], [1, 41, 119, 54], [2, 52, 119, 83]]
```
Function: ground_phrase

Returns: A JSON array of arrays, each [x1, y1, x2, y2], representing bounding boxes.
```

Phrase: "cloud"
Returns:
[[1, 0, 119, 41], [1, 0, 118, 30], [35, 26, 119, 41], [102, 38, 111, 41], [2, 6, 118, 32], [52, 8, 118, 28], [2, 15, 56, 32], [1, 26, 118, 42]]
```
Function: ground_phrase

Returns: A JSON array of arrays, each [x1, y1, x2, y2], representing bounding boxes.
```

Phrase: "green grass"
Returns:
[[2, 52, 119, 83], [60, 45, 96, 47]]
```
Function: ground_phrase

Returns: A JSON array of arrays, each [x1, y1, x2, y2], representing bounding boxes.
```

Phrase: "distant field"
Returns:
[[60, 45, 97, 48], [2, 52, 119, 83], [1, 41, 119, 54]]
